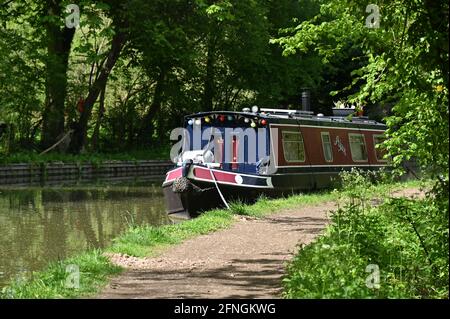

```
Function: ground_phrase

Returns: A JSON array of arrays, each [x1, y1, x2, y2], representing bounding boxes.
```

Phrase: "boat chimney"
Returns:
[[301, 89, 311, 112]]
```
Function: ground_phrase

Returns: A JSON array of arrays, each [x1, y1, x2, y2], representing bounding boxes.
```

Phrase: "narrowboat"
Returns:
[[162, 106, 388, 218]]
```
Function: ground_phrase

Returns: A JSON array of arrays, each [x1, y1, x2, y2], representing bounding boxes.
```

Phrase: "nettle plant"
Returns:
[[336, 168, 391, 208]]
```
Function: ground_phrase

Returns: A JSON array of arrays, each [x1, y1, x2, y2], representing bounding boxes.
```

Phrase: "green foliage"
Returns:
[[0, 147, 170, 164], [2, 0, 448, 177], [0, 0, 337, 154], [0, 1, 44, 152], [273, 0, 449, 184], [283, 172, 449, 299]]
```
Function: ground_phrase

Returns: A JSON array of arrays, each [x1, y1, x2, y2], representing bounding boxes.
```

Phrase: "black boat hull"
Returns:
[[163, 180, 266, 218], [162, 171, 333, 218], [162, 164, 389, 218]]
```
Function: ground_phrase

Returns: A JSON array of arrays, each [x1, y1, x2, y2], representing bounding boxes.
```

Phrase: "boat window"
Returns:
[[321, 132, 333, 162], [282, 131, 305, 163], [348, 133, 368, 162], [373, 134, 387, 162]]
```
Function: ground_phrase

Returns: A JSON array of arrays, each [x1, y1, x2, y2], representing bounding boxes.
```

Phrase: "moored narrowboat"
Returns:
[[162, 106, 389, 218]]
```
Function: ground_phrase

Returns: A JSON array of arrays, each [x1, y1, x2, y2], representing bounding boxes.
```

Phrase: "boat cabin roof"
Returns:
[[185, 107, 386, 131]]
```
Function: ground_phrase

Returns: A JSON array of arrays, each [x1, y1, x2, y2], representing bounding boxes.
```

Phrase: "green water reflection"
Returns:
[[0, 183, 168, 288]]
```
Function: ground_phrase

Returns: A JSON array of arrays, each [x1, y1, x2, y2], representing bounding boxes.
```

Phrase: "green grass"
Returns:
[[0, 174, 425, 299], [108, 209, 235, 257], [229, 178, 422, 218], [0, 147, 170, 165], [1, 250, 122, 299], [107, 190, 341, 257]]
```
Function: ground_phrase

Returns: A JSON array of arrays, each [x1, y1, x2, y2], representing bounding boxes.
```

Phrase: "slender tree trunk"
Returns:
[[202, 33, 215, 112], [90, 82, 107, 151], [41, 1, 75, 149], [69, 30, 126, 153], [127, 103, 135, 149], [139, 68, 166, 146]]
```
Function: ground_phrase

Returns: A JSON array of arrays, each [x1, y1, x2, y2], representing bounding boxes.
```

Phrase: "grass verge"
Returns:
[[0, 147, 170, 165], [0, 250, 122, 299], [0, 176, 423, 299]]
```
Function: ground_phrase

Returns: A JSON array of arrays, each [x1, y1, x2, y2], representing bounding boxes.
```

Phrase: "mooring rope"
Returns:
[[200, 133, 230, 209], [207, 164, 230, 210]]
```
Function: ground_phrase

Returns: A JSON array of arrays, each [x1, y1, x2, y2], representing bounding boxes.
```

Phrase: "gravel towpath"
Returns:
[[97, 188, 423, 299]]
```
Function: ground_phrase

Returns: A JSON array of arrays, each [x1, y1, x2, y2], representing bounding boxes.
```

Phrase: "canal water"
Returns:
[[0, 178, 169, 289]]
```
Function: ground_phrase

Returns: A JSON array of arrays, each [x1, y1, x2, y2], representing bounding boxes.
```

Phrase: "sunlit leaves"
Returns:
[[205, 1, 235, 22], [273, 0, 449, 183]]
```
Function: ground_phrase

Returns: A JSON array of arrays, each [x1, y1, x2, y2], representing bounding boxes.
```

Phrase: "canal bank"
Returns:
[[0, 160, 173, 186], [0, 179, 422, 299]]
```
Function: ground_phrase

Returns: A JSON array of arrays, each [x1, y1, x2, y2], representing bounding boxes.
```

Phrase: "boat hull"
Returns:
[[163, 164, 276, 217], [162, 164, 388, 218], [163, 179, 270, 218]]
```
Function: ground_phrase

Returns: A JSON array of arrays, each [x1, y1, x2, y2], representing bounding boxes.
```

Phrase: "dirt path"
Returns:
[[97, 188, 423, 299]]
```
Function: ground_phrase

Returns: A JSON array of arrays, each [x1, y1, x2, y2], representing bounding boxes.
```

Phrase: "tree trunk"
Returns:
[[41, 1, 75, 149], [90, 82, 107, 151], [69, 30, 126, 153], [139, 68, 166, 146], [202, 33, 215, 112]]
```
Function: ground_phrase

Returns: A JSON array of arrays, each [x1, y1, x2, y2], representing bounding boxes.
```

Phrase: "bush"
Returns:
[[283, 172, 449, 299]]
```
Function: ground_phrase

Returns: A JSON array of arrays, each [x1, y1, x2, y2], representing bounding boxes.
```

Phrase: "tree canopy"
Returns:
[[0, 0, 448, 189], [274, 0, 449, 183]]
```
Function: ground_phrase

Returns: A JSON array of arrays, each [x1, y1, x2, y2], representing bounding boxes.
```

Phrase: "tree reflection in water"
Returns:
[[0, 183, 167, 288]]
